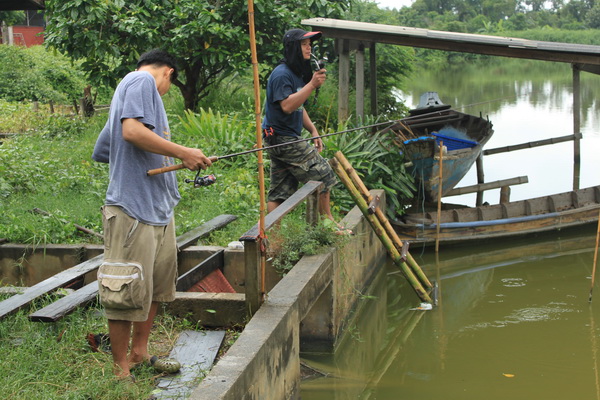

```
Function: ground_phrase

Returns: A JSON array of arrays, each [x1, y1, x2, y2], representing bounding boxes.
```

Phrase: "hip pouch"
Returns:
[[97, 262, 146, 310]]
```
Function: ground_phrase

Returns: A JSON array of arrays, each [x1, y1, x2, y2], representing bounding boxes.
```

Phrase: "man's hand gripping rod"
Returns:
[[146, 120, 396, 176]]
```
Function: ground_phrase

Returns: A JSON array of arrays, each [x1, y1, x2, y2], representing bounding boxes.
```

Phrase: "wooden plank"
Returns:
[[153, 330, 225, 399], [16, 217, 234, 322], [0, 254, 103, 320], [176, 250, 224, 292], [28, 281, 98, 322], [240, 181, 322, 241], [177, 214, 237, 250], [483, 133, 582, 156], [445, 176, 528, 197]]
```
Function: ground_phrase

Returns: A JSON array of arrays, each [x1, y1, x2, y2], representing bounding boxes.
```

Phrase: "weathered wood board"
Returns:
[[152, 330, 225, 399]]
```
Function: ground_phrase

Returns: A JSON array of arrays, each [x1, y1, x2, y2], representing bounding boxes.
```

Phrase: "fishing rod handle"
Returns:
[[147, 164, 185, 176], [146, 156, 218, 176]]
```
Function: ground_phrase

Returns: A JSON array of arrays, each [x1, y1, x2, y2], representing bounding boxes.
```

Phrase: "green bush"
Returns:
[[0, 45, 87, 103]]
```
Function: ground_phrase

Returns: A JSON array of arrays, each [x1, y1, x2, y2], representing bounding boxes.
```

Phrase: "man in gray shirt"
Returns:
[[93, 49, 212, 379]]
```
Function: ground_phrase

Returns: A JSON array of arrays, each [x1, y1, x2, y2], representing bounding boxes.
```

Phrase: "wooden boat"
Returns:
[[392, 185, 600, 246], [384, 92, 494, 202]]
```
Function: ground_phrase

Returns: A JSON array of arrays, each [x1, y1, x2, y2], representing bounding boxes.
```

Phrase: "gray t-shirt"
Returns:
[[92, 71, 180, 226]]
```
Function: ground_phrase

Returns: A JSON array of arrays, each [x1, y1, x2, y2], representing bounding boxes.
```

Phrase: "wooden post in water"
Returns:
[[476, 155, 484, 207], [573, 64, 581, 191], [435, 142, 444, 253], [589, 209, 600, 303], [330, 156, 432, 303]]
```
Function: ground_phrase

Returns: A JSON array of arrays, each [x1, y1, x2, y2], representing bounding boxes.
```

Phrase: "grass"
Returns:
[[0, 294, 196, 399]]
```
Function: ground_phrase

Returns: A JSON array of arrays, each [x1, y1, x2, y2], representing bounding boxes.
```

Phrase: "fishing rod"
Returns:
[[146, 120, 397, 177]]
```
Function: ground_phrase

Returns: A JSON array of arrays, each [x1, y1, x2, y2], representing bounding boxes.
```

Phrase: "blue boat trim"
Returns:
[[417, 211, 561, 229]]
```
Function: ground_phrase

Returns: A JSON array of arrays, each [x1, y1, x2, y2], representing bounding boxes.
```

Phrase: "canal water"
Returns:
[[301, 227, 600, 399], [300, 59, 600, 399]]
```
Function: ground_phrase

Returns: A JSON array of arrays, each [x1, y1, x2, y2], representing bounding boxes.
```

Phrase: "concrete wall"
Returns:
[[189, 190, 388, 399]]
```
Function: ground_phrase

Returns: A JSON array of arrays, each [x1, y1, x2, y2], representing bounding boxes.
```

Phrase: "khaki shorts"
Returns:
[[97, 206, 177, 322], [266, 135, 337, 202]]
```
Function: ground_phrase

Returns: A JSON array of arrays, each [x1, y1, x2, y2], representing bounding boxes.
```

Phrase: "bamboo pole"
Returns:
[[247, 0, 267, 300], [333, 151, 432, 289], [330, 158, 431, 303], [588, 209, 600, 302], [435, 141, 444, 253]]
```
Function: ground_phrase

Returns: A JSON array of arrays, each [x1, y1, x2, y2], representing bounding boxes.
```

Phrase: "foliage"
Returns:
[[44, 0, 350, 111], [177, 108, 256, 168], [396, 0, 599, 32], [0, 45, 86, 103], [322, 117, 415, 218], [270, 215, 345, 274], [0, 10, 24, 26]]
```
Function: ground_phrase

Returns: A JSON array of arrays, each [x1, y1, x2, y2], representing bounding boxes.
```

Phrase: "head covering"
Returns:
[[282, 29, 322, 44], [281, 29, 322, 82]]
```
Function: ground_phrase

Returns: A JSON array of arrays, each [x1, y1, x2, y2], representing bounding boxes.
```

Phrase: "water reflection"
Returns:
[[300, 227, 600, 400], [399, 59, 600, 205]]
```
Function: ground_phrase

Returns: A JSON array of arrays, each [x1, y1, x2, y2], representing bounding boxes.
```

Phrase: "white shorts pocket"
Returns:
[[97, 262, 146, 310]]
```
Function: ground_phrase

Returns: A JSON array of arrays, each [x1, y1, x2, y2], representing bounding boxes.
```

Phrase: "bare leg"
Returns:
[[108, 319, 133, 378], [267, 200, 282, 213], [128, 301, 159, 367]]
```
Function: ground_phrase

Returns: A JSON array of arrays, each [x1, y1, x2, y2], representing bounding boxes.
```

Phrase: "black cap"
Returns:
[[283, 29, 322, 44]]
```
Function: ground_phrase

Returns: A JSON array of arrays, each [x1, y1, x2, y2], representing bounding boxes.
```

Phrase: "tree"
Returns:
[[587, 4, 600, 27], [45, 0, 349, 110]]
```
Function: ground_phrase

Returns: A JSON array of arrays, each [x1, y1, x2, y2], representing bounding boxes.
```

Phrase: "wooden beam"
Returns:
[[573, 64, 581, 191], [177, 214, 237, 250], [338, 38, 350, 122], [483, 133, 582, 156], [176, 250, 224, 292], [28, 282, 98, 322], [369, 42, 378, 117], [303, 19, 600, 68], [0, 216, 236, 321], [356, 43, 365, 120], [239, 181, 323, 241], [0, 254, 103, 320], [445, 176, 528, 197]]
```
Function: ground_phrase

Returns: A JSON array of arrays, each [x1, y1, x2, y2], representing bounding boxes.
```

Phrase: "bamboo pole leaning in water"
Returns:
[[330, 157, 432, 303], [589, 209, 600, 302], [333, 151, 432, 290]]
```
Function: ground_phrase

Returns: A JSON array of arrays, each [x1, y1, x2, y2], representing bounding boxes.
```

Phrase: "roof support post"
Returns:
[[369, 42, 378, 117], [356, 43, 365, 120], [337, 38, 350, 122], [572, 63, 581, 191]]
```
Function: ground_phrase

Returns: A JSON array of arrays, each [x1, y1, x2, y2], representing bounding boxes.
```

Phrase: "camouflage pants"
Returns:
[[266, 135, 337, 203]]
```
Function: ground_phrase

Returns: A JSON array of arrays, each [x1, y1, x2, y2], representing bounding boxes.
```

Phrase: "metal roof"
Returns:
[[0, 0, 44, 10], [302, 18, 600, 74]]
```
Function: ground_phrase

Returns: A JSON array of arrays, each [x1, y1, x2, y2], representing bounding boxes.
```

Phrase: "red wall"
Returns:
[[12, 26, 44, 47]]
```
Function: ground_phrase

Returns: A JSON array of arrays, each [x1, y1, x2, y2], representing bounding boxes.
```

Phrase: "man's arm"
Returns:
[[280, 69, 326, 114], [303, 110, 323, 152], [122, 118, 212, 170]]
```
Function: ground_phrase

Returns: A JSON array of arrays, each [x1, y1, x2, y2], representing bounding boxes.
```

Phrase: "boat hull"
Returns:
[[392, 186, 600, 246], [393, 108, 494, 202]]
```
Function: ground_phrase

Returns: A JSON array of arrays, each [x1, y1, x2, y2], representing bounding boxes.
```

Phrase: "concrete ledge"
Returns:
[[167, 292, 246, 328], [190, 190, 388, 399]]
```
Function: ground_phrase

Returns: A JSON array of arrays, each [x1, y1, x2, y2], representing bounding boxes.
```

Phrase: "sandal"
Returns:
[[149, 355, 181, 374]]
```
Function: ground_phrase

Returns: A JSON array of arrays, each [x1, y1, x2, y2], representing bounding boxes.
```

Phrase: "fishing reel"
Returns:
[[310, 53, 327, 72], [185, 172, 217, 188]]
